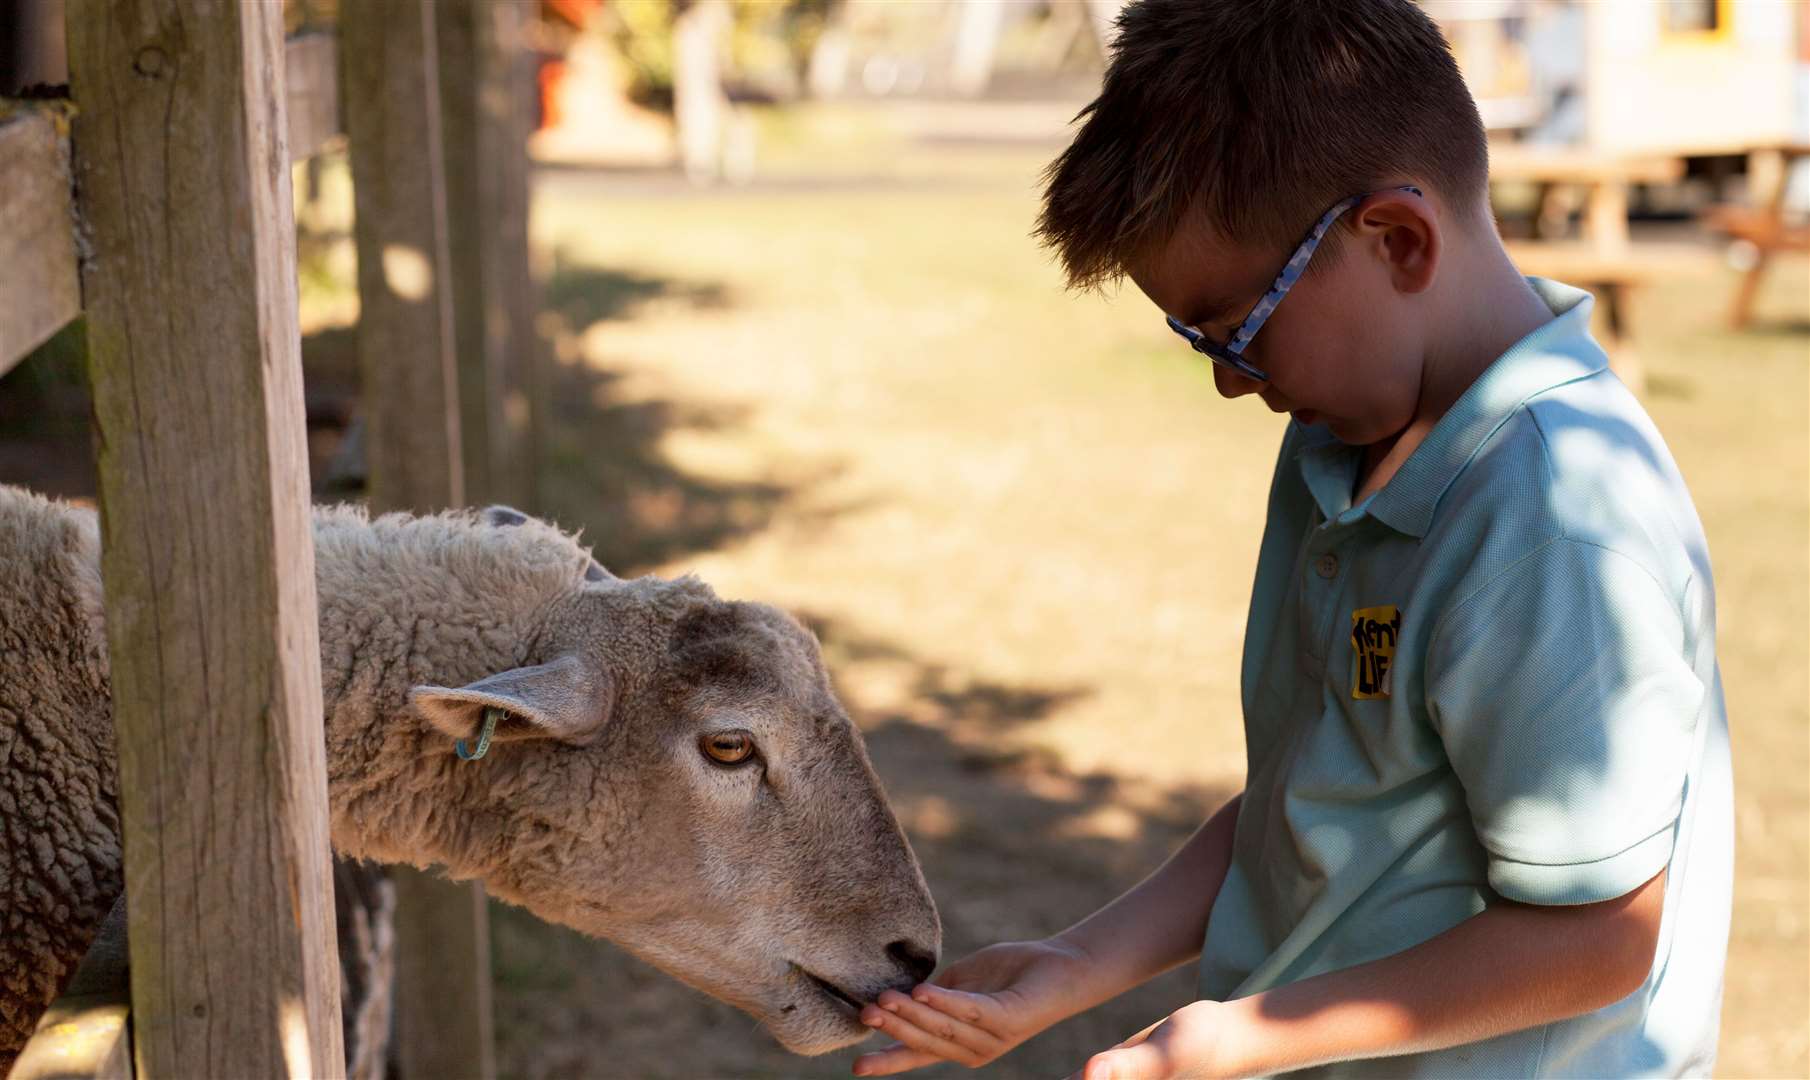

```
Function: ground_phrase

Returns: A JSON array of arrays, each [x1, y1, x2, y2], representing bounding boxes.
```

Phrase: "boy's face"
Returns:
[[1128, 193, 1435, 449]]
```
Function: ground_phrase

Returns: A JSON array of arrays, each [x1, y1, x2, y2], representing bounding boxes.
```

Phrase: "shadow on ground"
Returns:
[[497, 260, 1244, 1077], [538, 362, 802, 574], [489, 611, 1233, 1080], [544, 261, 732, 337], [536, 259, 861, 574], [0, 259, 818, 584]]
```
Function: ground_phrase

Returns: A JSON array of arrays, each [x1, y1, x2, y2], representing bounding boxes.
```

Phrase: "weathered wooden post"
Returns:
[[65, 0, 345, 1074], [437, 0, 540, 510], [340, 0, 464, 513], [340, 2, 497, 1078]]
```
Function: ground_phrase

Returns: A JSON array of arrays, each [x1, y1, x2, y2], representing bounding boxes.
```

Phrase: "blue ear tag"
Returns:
[[456, 706, 503, 761]]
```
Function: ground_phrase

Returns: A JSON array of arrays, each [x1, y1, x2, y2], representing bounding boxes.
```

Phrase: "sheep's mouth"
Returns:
[[793, 964, 864, 1016]]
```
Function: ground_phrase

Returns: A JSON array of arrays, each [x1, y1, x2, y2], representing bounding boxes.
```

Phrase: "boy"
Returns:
[[851, 1, 1733, 1077]]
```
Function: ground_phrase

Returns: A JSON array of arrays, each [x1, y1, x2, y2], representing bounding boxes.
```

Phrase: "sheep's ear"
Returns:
[[410, 655, 613, 747], [483, 504, 612, 583], [481, 505, 531, 528]]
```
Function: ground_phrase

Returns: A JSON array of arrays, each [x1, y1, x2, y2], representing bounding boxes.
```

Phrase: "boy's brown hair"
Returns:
[[1037, 0, 1489, 291]]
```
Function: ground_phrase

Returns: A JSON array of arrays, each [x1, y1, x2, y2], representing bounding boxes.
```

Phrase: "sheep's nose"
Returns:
[[886, 939, 937, 985]]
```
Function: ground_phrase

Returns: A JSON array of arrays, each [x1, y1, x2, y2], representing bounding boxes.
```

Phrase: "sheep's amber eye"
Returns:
[[700, 730, 756, 766]]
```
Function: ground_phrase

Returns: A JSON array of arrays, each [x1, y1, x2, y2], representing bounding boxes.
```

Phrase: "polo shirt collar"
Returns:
[[1310, 277, 1610, 538]]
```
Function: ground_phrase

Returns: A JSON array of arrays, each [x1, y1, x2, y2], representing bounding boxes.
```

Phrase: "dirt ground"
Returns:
[[1, 101, 1802, 1079]]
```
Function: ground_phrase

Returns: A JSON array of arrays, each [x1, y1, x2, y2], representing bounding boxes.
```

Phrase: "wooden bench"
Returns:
[[1504, 240, 1712, 396], [1489, 144, 1684, 251], [1702, 142, 1810, 329]]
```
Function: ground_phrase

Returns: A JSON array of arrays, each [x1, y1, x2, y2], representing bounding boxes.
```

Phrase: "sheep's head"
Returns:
[[407, 513, 940, 1055]]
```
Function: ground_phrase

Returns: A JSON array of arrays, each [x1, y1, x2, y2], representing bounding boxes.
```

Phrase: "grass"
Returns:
[[522, 105, 1804, 1077]]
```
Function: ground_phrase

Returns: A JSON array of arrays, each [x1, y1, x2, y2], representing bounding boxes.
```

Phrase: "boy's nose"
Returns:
[[1213, 365, 1264, 399]]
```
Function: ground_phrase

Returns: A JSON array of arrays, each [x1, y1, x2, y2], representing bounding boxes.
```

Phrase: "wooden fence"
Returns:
[[2, 1, 540, 1075]]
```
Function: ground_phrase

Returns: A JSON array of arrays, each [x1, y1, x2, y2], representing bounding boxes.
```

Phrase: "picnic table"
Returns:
[[1489, 143, 1684, 251], [1489, 143, 1709, 395], [1703, 141, 1810, 328]]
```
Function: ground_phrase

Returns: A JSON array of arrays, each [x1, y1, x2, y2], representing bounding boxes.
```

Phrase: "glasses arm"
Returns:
[[1225, 184, 1424, 355]]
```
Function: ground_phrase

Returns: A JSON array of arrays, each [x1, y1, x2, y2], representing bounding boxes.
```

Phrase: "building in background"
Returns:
[[1430, 0, 1809, 206]]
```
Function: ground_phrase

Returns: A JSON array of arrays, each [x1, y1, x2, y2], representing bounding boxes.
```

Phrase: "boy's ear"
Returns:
[[411, 655, 614, 747], [1353, 190, 1439, 294]]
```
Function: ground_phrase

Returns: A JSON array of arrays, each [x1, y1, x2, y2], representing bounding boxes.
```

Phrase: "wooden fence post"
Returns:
[[340, 0, 463, 513], [505, 35, 546, 515], [340, 2, 496, 1078], [65, 0, 344, 1075], [437, 0, 539, 509]]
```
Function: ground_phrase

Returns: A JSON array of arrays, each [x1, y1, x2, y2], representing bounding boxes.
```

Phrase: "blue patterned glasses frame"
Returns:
[[1166, 186, 1424, 382]]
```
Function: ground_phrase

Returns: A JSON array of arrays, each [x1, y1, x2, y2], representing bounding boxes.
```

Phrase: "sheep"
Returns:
[[0, 484, 940, 1070]]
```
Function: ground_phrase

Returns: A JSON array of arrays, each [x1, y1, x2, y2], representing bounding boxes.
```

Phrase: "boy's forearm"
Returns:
[[1211, 869, 1666, 1077], [1052, 791, 1242, 1014]]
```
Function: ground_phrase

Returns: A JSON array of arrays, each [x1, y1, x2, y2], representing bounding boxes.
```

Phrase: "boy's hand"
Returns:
[[1065, 1001, 1231, 1080], [851, 938, 1093, 1075]]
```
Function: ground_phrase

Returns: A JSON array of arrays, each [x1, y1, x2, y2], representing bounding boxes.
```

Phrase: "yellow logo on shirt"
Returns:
[[1351, 605, 1401, 700]]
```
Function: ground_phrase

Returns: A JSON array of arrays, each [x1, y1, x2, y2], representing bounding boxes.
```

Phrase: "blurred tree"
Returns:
[[606, 0, 836, 109]]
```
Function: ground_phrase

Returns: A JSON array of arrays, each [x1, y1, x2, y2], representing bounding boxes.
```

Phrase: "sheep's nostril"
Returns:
[[886, 939, 937, 985]]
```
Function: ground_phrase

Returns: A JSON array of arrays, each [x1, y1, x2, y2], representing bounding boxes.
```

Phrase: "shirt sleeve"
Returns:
[[1425, 537, 1705, 906]]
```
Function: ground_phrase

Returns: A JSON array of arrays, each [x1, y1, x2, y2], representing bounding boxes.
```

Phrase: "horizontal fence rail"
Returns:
[[0, 32, 343, 377]]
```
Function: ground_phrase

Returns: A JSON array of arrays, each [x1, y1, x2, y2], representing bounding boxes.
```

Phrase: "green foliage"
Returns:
[[609, 0, 679, 107], [606, 0, 835, 109]]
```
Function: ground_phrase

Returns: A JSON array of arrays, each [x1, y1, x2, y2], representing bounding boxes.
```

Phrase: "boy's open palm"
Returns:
[[852, 939, 1092, 1075]]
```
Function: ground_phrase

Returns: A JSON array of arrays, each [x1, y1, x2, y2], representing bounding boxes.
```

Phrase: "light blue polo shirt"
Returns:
[[1198, 279, 1733, 1077]]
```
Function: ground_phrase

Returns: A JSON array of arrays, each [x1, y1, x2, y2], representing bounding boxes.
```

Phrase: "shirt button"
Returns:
[[1315, 553, 1340, 579]]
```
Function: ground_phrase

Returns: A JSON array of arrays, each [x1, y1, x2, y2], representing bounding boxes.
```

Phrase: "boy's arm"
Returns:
[[1054, 788, 1244, 1006], [1077, 867, 1667, 1080]]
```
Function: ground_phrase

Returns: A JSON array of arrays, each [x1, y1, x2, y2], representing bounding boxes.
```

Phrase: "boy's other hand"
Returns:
[[851, 938, 1092, 1075], [1065, 1001, 1230, 1080]]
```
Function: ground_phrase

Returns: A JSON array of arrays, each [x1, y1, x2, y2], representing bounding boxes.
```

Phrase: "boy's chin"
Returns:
[[1319, 415, 1401, 448]]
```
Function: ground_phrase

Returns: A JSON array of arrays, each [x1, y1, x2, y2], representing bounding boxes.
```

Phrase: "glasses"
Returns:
[[1166, 185, 1423, 383]]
